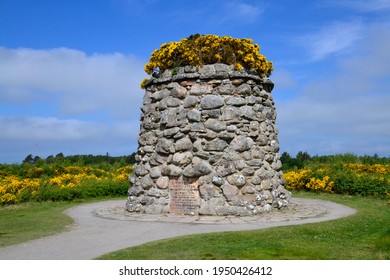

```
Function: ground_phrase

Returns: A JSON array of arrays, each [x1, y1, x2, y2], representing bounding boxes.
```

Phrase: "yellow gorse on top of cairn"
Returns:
[[142, 34, 273, 88]]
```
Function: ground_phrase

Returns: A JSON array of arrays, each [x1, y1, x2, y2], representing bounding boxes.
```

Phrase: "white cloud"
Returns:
[[0, 46, 147, 162], [162, 0, 264, 28], [0, 47, 145, 119], [220, 1, 263, 23], [272, 69, 297, 90], [0, 116, 141, 162], [297, 20, 364, 61], [324, 0, 390, 12], [0, 116, 140, 142], [277, 23, 390, 156], [0, 116, 102, 141]]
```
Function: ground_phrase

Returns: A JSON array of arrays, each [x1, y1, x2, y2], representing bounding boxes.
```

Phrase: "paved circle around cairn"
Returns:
[[94, 198, 342, 224]]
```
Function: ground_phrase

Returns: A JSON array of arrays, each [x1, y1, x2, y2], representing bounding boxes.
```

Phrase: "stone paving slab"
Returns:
[[93, 198, 328, 224], [0, 198, 356, 260]]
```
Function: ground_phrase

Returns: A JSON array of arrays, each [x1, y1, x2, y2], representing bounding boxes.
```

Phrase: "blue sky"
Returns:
[[1, 0, 390, 163]]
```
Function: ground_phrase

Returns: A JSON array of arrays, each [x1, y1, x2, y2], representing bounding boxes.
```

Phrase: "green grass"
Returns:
[[0, 201, 74, 247], [98, 193, 390, 260], [0, 196, 126, 248]]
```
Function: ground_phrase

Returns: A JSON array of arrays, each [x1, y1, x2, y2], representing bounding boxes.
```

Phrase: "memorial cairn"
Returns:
[[127, 34, 291, 216]]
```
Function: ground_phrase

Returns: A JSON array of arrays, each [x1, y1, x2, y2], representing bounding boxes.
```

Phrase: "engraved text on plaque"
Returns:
[[169, 179, 199, 215]]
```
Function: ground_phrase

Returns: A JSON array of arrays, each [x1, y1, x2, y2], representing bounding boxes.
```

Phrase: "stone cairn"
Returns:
[[127, 63, 291, 215]]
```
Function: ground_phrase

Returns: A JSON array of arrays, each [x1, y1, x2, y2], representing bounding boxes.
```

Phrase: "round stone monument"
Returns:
[[127, 35, 291, 215]]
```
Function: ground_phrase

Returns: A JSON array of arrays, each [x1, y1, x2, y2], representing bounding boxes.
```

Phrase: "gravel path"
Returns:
[[0, 198, 356, 260]]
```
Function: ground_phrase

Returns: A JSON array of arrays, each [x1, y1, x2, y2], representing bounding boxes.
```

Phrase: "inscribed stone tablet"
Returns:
[[169, 179, 199, 215]]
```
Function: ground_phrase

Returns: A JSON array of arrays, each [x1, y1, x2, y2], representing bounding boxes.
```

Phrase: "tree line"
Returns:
[[280, 151, 390, 171], [22, 153, 136, 166], [18, 151, 390, 170]]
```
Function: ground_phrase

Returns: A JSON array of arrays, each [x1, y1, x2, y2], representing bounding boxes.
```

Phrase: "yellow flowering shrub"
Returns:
[[306, 176, 334, 192], [284, 169, 312, 190], [48, 173, 101, 189], [140, 78, 149, 90], [345, 163, 390, 175], [0, 165, 133, 205], [1, 193, 17, 204], [143, 34, 273, 84], [284, 169, 334, 192], [115, 166, 133, 181]]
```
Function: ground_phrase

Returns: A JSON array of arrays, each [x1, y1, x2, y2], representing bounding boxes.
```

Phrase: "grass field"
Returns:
[[0, 197, 125, 248], [0, 201, 74, 247], [97, 192, 390, 260]]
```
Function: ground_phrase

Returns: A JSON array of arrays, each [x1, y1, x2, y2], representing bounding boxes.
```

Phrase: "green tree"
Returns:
[[46, 155, 55, 164], [23, 154, 34, 164], [33, 155, 42, 164], [296, 151, 311, 162]]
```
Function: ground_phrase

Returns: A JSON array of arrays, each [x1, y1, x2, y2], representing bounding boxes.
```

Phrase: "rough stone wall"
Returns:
[[127, 63, 291, 215]]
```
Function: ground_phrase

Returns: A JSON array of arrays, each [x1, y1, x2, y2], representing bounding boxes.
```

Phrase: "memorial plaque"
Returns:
[[169, 179, 199, 215]]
